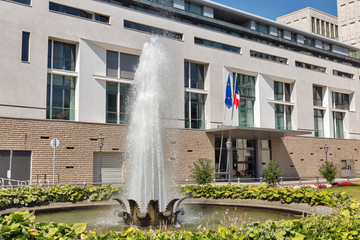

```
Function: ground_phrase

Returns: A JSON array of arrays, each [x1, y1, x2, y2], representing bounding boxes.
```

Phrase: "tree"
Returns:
[[263, 160, 284, 187], [319, 161, 338, 184], [191, 158, 215, 185]]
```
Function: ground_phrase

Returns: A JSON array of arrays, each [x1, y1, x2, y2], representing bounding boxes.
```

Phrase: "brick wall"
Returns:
[[0, 117, 214, 184]]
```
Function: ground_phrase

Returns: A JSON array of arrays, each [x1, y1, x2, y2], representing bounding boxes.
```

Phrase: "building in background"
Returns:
[[277, 7, 339, 40], [337, 0, 360, 47], [1, 0, 360, 184]]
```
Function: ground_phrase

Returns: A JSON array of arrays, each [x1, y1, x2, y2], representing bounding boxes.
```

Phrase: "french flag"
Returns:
[[233, 76, 240, 109]]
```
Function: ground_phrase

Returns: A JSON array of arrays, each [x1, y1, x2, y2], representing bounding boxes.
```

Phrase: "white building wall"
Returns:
[[1, 0, 360, 140]]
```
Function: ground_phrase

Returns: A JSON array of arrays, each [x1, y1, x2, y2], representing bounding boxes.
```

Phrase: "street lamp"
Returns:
[[98, 133, 104, 184], [324, 144, 329, 162], [226, 139, 232, 184]]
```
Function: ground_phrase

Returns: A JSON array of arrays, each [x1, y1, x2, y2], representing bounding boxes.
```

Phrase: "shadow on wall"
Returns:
[[271, 138, 299, 178]]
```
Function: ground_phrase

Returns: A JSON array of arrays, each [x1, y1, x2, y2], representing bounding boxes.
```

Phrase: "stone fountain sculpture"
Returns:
[[114, 198, 187, 227]]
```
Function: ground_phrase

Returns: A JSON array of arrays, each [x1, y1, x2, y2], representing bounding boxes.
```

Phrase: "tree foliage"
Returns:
[[191, 158, 215, 185], [262, 160, 284, 187], [319, 161, 339, 184]]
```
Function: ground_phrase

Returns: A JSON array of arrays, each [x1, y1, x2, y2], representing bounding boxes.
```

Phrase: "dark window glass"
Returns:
[[185, 1, 202, 15], [9, 0, 30, 5], [106, 51, 118, 77], [46, 75, 75, 120], [295, 61, 326, 73], [194, 37, 240, 53], [333, 112, 344, 138], [21, 32, 30, 62], [184, 61, 189, 88], [314, 109, 324, 137], [95, 14, 110, 23], [52, 41, 76, 71], [124, 20, 183, 40], [313, 86, 323, 106], [49, 2, 92, 19], [333, 70, 354, 79], [185, 92, 205, 129], [48, 40, 52, 68], [332, 92, 350, 110], [255, 22, 268, 33], [150, 0, 173, 6], [275, 104, 284, 129], [284, 83, 291, 102], [250, 50, 287, 64], [274, 81, 283, 101], [106, 82, 118, 123], [190, 63, 204, 89], [120, 53, 139, 79]]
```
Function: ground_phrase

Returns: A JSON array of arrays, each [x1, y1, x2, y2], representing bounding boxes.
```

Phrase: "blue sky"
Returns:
[[210, 0, 338, 20]]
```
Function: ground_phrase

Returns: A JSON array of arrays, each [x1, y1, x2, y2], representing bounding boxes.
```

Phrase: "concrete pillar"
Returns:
[[256, 140, 263, 178]]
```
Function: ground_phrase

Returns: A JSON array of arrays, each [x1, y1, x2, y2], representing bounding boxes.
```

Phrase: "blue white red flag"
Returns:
[[233, 75, 240, 109]]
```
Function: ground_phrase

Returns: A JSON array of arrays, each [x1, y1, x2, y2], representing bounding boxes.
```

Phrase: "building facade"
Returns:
[[337, 0, 360, 47], [1, 0, 360, 184], [276, 7, 339, 40]]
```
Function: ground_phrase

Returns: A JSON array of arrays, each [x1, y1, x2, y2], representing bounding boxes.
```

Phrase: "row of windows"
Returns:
[[295, 61, 326, 73], [194, 37, 240, 53], [311, 17, 338, 39], [5, 0, 30, 5], [124, 20, 183, 40], [333, 70, 354, 79], [250, 50, 288, 64], [313, 86, 350, 110], [49, 2, 110, 24]]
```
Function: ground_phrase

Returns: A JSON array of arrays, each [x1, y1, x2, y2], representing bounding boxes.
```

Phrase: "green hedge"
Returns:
[[181, 185, 349, 207], [0, 185, 121, 209]]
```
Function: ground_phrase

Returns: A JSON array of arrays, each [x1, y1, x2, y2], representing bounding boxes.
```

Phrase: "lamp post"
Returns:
[[98, 133, 104, 184], [226, 138, 232, 184], [324, 144, 329, 162]]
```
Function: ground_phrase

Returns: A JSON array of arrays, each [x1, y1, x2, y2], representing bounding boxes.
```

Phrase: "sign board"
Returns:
[[50, 138, 59, 148], [6, 170, 11, 179]]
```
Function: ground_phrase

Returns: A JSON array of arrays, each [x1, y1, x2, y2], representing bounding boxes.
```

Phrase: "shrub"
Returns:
[[190, 158, 214, 185], [262, 160, 284, 187], [319, 161, 339, 184]]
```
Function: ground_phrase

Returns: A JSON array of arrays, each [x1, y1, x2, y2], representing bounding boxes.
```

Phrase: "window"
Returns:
[[295, 61, 326, 73], [184, 61, 205, 89], [275, 104, 292, 130], [124, 20, 183, 40], [313, 86, 323, 106], [316, 19, 320, 34], [274, 81, 291, 102], [49, 2, 110, 23], [333, 70, 354, 79], [326, 22, 330, 37], [332, 92, 349, 110], [150, 0, 173, 6], [321, 20, 325, 35], [311, 17, 315, 33], [277, 29, 284, 38], [234, 73, 255, 127], [185, 1, 202, 15], [21, 32, 30, 62], [314, 109, 324, 137], [333, 112, 344, 138], [304, 37, 315, 47], [48, 40, 76, 71], [7, 0, 30, 5], [185, 93, 205, 129], [331, 24, 334, 38], [250, 50, 287, 64], [46, 74, 75, 120], [184, 61, 206, 129], [106, 82, 131, 124], [255, 22, 268, 33], [106, 51, 139, 79], [194, 38, 240, 53]]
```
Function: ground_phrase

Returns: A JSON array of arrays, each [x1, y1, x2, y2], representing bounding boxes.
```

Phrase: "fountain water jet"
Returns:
[[119, 37, 183, 226]]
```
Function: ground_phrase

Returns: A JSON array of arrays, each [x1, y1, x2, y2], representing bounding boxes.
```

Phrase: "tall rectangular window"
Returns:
[[255, 22, 268, 33], [316, 19, 320, 34], [313, 86, 323, 106], [185, 1, 202, 15], [48, 40, 76, 71], [21, 32, 30, 62], [332, 92, 349, 110], [275, 104, 292, 130], [106, 82, 131, 124], [184, 61, 205, 89], [311, 17, 315, 33], [185, 93, 205, 129], [106, 50, 139, 79], [314, 109, 324, 137], [234, 73, 255, 127], [333, 112, 344, 139], [46, 74, 75, 120], [274, 81, 291, 102]]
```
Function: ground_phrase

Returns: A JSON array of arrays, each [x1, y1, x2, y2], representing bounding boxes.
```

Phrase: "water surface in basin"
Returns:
[[35, 205, 297, 232]]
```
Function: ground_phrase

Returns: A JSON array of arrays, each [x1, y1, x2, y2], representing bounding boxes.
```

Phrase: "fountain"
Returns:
[[116, 37, 184, 226]]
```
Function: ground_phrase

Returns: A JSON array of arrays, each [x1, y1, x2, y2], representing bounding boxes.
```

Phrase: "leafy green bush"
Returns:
[[181, 184, 349, 207], [0, 185, 122, 210], [319, 161, 339, 184], [262, 160, 284, 187], [191, 158, 215, 184]]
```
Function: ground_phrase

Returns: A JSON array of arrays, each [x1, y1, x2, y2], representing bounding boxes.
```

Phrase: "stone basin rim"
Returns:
[[0, 198, 333, 217]]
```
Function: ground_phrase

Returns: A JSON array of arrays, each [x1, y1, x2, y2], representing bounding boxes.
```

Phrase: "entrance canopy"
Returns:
[[206, 126, 311, 140]]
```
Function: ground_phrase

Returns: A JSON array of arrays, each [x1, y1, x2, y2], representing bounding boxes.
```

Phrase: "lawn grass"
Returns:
[[319, 186, 360, 201]]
